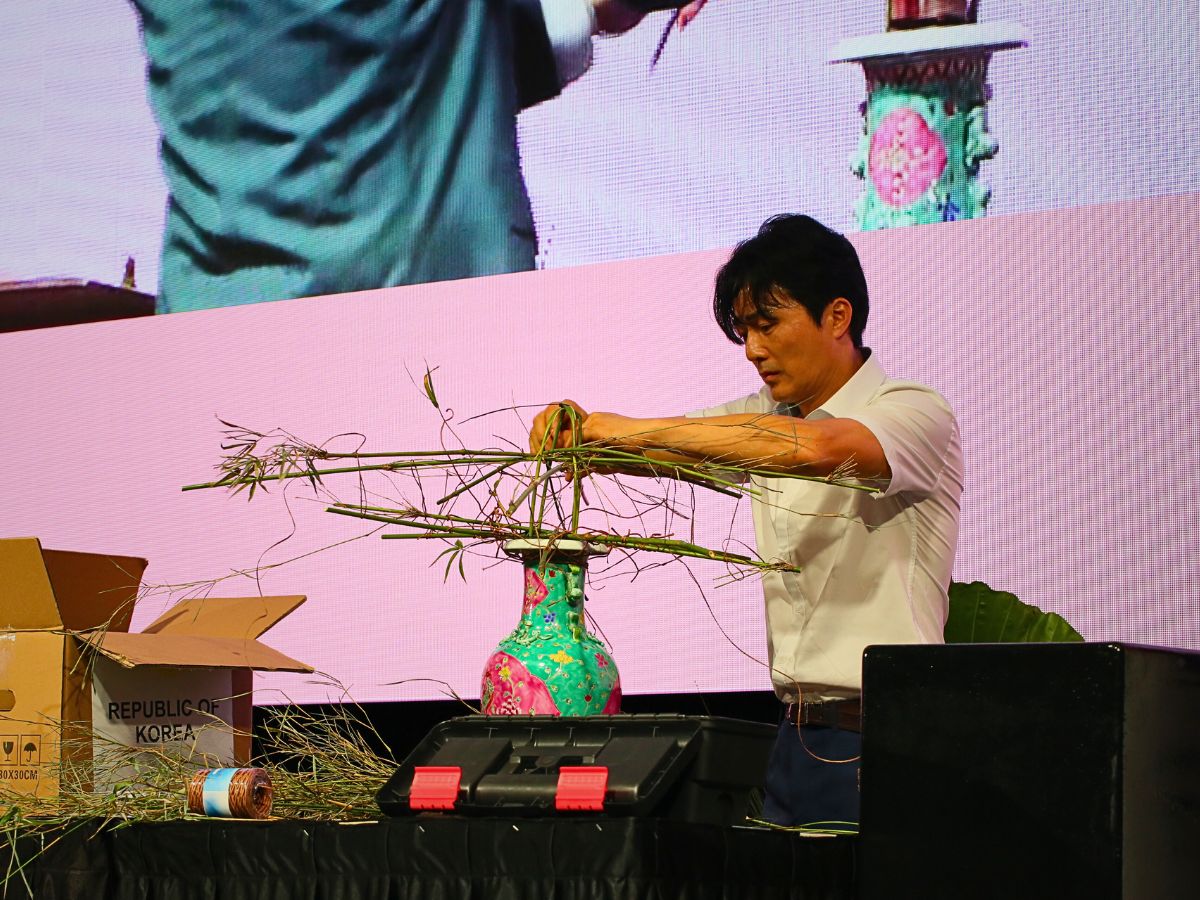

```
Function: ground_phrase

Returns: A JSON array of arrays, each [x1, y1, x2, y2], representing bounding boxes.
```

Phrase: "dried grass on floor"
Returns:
[[0, 704, 397, 889]]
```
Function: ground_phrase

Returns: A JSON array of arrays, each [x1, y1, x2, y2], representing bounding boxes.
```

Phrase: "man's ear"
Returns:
[[823, 297, 853, 339]]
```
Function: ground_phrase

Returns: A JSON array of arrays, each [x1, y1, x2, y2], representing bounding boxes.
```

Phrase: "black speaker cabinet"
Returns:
[[860, 643, 1200, 900]]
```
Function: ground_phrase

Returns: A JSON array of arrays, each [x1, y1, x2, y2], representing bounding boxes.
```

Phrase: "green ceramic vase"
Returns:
[[480, 540, 621, 716]]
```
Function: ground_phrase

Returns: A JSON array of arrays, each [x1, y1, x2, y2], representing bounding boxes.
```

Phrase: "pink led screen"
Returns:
[[2, 195, 1198, 704], [1, 1, 1199, 704]]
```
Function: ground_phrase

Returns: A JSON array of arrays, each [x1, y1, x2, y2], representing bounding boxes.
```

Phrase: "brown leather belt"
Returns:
[[784, 698, 862, 733]]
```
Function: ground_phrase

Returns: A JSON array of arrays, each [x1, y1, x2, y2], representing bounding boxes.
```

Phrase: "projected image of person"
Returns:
[[529, 214, 963, 826], [133, 0, 707, 314]]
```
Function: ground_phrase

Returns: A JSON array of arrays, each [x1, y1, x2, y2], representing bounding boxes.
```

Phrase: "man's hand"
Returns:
[[530, 403, 658, 485], [678, 1, 708, 28], [592, 1, 711, 34], [529, 400, 590, 454], [590, 1, 646, 34], [577, 411, 642, 447]]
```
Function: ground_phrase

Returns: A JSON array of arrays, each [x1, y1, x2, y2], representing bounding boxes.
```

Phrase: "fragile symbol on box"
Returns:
[[0, 734, 43, 780]]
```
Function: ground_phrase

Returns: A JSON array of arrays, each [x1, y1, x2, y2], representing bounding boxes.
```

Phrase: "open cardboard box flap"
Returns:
[[0, 537, 311, 672], [82, 594, 311, 670], [1, 539, 308, 663], [85, 632, 312, 672], [139, 594, 306, 639], [0, 537, 146, 631], [85, 593, 313, 670]]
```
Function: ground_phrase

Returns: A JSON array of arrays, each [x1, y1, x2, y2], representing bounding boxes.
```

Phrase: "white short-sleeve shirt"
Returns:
[[689, 352, 963, 701]]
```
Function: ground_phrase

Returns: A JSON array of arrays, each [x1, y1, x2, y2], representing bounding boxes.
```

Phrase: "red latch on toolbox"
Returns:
[[409, 766, 462, 811], [555, 766, 608, 811]]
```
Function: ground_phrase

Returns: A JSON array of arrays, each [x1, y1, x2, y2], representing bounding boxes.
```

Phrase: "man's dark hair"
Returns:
[[713, 214, 870, 347]]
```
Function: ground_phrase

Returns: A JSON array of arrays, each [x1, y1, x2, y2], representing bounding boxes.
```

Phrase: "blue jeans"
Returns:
[[760, 720, 862, 827]]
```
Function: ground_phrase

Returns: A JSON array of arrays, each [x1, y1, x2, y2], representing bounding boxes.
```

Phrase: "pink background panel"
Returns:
[[2, 193, 1198, 704]]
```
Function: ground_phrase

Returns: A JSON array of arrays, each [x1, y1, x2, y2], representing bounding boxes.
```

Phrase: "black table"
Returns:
[[5, 817, 855, 899]]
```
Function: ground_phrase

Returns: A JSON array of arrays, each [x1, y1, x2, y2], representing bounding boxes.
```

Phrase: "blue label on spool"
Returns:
[[202, 768, 238, 817]]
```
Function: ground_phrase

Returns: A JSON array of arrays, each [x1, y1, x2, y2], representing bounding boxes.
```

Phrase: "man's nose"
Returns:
[[744, 332, 767, 362]]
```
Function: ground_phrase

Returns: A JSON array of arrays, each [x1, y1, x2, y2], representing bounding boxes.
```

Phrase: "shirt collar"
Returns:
[[804, 348, 886, 420]]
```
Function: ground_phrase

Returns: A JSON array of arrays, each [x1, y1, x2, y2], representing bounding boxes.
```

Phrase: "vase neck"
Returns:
[[517, 555, 589, 637]]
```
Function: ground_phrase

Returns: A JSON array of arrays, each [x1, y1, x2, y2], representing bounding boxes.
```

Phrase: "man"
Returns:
[[134, 0, 707, 312], [530, 214, 963, 825]]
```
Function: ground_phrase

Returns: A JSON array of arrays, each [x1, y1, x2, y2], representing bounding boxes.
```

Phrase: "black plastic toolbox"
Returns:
[[376, 714, 776, 826]]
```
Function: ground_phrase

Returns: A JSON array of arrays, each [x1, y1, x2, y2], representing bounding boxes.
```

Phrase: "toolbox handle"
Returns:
[[555, 766, 609, 811], [409, 766, 462, 811]]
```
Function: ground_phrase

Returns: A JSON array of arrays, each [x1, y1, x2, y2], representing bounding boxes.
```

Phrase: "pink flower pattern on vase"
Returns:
[[522, 569, 549, 616], [481, 651, 559, 715], [602, 683, 622, 714], [869, 106, 948, 208]]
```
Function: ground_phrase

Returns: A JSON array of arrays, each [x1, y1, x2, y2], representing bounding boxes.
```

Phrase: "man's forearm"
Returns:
[[582, 412, 888, 478]]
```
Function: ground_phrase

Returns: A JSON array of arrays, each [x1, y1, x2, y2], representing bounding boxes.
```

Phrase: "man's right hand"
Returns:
[[590, 1, 646, 34], [591, 1, 711, 34], [529, 400, 590, 454]]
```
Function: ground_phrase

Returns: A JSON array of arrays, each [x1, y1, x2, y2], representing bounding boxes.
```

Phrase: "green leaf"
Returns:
[[422, 366, 440, 410], [434, 540, 466, 583], [945, 580, 1084, 644]]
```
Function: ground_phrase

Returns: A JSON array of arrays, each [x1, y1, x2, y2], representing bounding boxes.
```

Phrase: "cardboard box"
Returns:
[[0, 537, 312, 798]]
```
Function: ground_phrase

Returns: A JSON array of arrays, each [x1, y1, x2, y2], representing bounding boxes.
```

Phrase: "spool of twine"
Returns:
[[187, 768, 273, 819]]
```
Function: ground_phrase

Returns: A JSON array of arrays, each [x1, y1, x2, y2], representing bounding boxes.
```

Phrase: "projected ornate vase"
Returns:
[[481, 540, 621, 716], [830, 4, 1027, 229]]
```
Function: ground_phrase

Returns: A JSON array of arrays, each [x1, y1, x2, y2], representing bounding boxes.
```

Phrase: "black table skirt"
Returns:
[[6, 817, 855, 900]]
